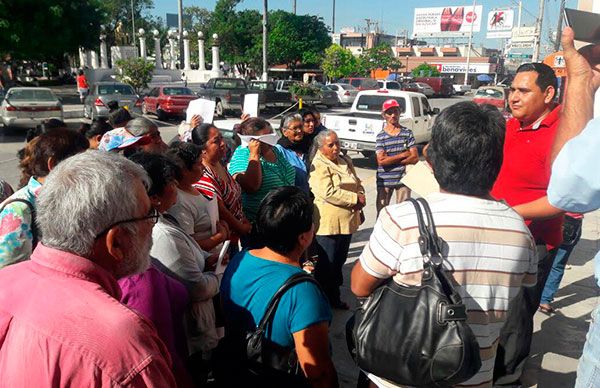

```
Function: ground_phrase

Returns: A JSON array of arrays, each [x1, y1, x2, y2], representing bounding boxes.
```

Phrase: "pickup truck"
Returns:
[[196, 77, 248, 117], [274, 80, 321, 106], [452, 84, 471, 95], [248, 81, 292, 110], [321, 90, 439, 157]]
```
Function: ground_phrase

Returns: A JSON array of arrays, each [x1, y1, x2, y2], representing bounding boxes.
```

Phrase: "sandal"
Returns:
[[538, 304, 555, 315]]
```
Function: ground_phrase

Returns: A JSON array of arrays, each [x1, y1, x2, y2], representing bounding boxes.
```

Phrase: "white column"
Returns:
[[168, 29, 177, 70], [79, 47, 87, 68], [153, 30, 162, 69], [211, 33, 220, 75], [99, 36, 108, 69], [183, 30, 191, 70], [138, 28, 147, 59], [198, 31, 206, 71], [90, 51, 99, 69]]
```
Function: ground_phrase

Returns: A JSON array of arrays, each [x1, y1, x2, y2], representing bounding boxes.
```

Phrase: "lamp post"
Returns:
[[463, 0, 477, 86], [198, 31, 206, 71], [262, 0, 268, 81], [138, 28, 146, 59], [183, 30, 191, 70], [153, 29, 162, 69], [168, 29, 177, 70]]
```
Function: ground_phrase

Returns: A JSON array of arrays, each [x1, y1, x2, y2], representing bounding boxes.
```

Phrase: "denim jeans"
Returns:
[[314, 234, 352, 304], [575, 304, 600, 388], [540, 216, 583, 305]]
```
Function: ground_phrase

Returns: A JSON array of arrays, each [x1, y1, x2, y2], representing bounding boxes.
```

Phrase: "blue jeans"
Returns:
[[540, 215, 583, 305], [575, 305, 600, 387]]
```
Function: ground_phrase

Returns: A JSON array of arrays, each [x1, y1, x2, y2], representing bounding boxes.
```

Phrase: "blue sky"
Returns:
[[150, 0, 577, 54]]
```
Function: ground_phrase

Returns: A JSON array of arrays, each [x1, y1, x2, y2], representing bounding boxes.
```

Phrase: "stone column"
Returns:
[[211, 33, 220, 75], [90, 51, 99, 69], [183, 30, 191, 70], [99, 27, 109, 69], [79, 47, 87, 68], [138, 28, 147, 59], [168, 29, 177, 70], [153, 29, 162, 69], [198, 31, 206, 71]]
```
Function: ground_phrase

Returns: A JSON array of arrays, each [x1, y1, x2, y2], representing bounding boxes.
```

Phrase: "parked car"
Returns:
[[322, 89, 439, 157], [403, 82, 435, 97], [84, 82, 142, 120], [377, 80, 403, 90], [248, 81, 291, 110], [318, 85, 339, 108], [326, 83, 358, 105], [472, 86, 509, 111], [338, 77, 379, 91], [197, 77, 248, 117], [274, 80, 321, 106], [452, 84, 472, 95], [0, 87, 63, 129], [414, 77, 454, 97], [142, 86, 197, 121]]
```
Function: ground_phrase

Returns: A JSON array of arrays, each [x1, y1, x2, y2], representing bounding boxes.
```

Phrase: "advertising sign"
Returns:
[[511, 26, 536, 42], [432, 63, 492, 74], [413, 6, 483, 38], [486, 9, 514, 39], [511, 42, 535, 49]]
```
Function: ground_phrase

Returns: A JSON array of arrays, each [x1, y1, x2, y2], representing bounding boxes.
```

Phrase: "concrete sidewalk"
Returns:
[[329, 162, 600, 387]]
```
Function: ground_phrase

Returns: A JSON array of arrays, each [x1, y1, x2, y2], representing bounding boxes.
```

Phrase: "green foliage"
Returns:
[[358, 44, 403, 75], [99, 0, 154, 47], [115, 58, 154, 94], [0, 0, 103, 61], [411, 63, 441, 77], [322, 44, 360, 80], [288, 83, 320, 97]]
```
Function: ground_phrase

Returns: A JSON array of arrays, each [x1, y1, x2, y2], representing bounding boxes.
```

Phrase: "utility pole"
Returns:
[[332, 0, 336, 33], [292, 0, 296, 14], [131, 0, 136, 48], [178, 0, 184, 68], [517, 0, 522, 27], [463, 0, 476, 85], [554, 0, 566, 52], [262, 0, 268, 81], [532, 0, 545, 62]]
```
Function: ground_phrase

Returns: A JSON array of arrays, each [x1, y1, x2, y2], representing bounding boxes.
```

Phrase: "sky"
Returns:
[[150, 0, 578, 55]]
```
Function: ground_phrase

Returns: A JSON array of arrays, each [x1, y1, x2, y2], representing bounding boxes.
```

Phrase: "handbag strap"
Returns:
[[257, 272, 319, 332], [406, 198, 442, 264]]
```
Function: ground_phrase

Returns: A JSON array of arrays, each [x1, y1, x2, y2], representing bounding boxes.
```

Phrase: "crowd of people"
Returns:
[[0, 27, 599, 388]]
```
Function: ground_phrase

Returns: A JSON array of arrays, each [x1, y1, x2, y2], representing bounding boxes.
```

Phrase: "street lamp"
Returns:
[[262, 0, 268, 81]]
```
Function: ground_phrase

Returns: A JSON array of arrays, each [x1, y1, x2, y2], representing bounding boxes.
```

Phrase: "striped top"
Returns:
[[228, 146, 295, 222], [375, 126, 415, 188], [194, 163, 244, 221], [359, 193, 537, 388]]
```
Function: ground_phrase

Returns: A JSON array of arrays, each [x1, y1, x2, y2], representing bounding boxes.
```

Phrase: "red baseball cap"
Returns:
[[382, 99, 400, 112]]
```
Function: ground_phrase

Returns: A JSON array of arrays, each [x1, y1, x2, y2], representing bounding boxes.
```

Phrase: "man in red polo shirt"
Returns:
[[492, 62, 562, 386]]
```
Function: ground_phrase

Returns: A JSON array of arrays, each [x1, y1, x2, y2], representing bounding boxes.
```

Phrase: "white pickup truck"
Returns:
[[322, 90, 439, 157]]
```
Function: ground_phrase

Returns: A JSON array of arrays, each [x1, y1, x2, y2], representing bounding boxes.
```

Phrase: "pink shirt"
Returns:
[[0, 244, 176, 387]]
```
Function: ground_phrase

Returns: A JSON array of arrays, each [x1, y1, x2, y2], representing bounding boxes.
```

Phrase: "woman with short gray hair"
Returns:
[[276, 113, 310, 193]]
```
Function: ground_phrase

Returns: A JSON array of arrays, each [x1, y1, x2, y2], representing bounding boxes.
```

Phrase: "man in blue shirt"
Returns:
[[545, 28, 600, 387]]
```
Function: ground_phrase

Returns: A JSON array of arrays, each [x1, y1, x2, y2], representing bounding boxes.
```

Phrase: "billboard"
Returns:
[[486, 9, 514, 39], [413, 6, 483, 38], [431, 62, 492, 74]]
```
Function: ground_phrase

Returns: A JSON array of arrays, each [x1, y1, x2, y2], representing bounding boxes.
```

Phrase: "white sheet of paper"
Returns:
[[239, 133, 280, 147], [206, 195, 219, 235], [215, 240, 231, 275], [401, 161, 440, 198], [186, 98, 215, 124], [243, 93, 259, 118]]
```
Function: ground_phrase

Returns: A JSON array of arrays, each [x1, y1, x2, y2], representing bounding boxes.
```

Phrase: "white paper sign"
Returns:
[[239, 133, 280, 147], [215, 240, 231, 275], [243, 93, 259, 118], [186, 98, 215, 124]]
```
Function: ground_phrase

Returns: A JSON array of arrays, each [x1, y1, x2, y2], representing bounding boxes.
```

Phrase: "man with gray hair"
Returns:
[[0, 151, 176, 387]]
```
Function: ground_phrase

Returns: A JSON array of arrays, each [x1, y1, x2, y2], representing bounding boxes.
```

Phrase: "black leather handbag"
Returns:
[[346, 198, 481, 387]]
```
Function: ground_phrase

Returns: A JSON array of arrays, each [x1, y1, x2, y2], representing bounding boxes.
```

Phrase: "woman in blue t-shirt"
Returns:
[[220, 187, 338, 387]]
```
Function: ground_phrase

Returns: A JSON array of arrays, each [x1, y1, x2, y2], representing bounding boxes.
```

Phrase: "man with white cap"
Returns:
[[99, 117, 168, 155], [374, 99, 418, 215]]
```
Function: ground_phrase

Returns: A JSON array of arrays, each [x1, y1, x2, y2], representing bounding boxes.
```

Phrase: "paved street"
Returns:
[[0, 95, 598, 387]]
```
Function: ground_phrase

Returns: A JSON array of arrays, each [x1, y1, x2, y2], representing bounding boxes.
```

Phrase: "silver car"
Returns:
[[326, 83, 358, 105], [0, 87, 63, 129], [84, 82, 142, 120]]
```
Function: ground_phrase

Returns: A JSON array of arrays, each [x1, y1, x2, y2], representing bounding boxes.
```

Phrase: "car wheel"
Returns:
[[215, 100, 224, 117], [141, 102, 148, 115]]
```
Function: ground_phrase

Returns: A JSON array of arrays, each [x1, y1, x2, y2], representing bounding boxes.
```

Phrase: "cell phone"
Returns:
[[564, 8, 600, 44]]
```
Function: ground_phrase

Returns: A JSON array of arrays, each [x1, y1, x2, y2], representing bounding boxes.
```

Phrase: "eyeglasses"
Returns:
[[384, 109, 400, 116], [287, 125, 303, 133], [95, 207, 159, 238]]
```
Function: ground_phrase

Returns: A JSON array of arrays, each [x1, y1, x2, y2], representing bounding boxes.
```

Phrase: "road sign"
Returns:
[[511, 42, 535, 49], [507, 53, 532, 59]]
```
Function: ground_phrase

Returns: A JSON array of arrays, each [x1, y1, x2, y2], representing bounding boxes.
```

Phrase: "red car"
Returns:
[[142, 86, 198, 120], [472, 86, 508, 111]]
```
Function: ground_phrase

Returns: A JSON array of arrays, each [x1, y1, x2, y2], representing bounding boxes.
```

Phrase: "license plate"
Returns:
[[342, 141, 358, 150]]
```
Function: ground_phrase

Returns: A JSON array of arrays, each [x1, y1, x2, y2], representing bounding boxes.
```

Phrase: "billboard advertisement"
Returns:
[[413, 6, 483, 38], [486, 9, 515, 39], [431, 63, 492, 74]]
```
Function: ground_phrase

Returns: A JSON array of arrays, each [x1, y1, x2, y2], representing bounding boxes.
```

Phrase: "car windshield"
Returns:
[[97, 84, 135, 95], [340, 84, 356, 90], [476, 89, 503, 98], [386, 82, 401, 89], [279, 81, 297, 91], [7, 89, 57, 101], [249, 82, 275, 91], [361, 79, 378, 89], [163, 87, 194, 95], [355, 95, 406, 112], [214, 79, 246, 89]]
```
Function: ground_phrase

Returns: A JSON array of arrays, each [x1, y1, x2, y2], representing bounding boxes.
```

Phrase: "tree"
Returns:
[[358, 44, 403, 75], [115, 58, 154, 94], [0, 0, 103, 61], [322, 44, 359, 80], [411, 63, 441, 77]]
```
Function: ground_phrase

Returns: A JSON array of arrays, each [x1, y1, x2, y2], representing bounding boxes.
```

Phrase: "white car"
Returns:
[[326, 83, 359, 105], [377, 80, 403, 90], [0, 87, 63, 129]]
